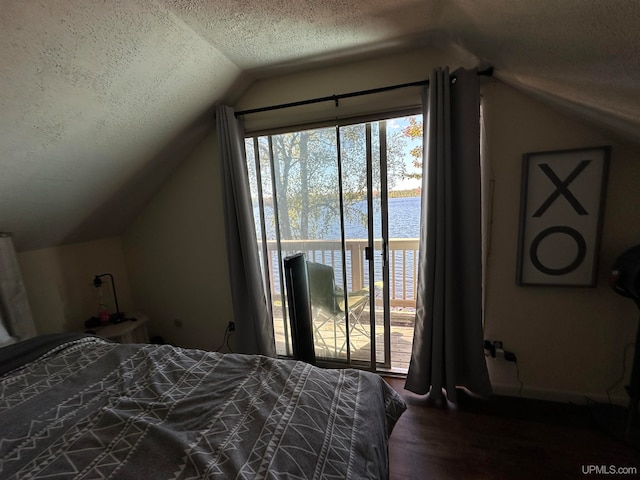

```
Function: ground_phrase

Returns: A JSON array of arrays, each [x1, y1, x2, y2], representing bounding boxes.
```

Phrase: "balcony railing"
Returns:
[[260, 238, 419, 308]]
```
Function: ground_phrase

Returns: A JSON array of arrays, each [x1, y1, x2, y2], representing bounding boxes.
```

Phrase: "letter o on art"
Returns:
[[529, 226, 586, 276]]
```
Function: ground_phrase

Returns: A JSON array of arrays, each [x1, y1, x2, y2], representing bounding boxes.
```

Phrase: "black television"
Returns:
[[283, 253, 315, 364]]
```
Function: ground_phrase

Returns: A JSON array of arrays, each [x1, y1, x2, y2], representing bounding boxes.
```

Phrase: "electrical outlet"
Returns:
[[483, 340, 495, 357], [228, 321, 235, 332], [485, 339, 517, 362]]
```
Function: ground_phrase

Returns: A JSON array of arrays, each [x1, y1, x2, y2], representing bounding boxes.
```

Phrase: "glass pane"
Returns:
[[370, 121, 386, 366], [246, 111, 422, 370], [387, 114, 422, 372], [339, 122, 372, 365], [269, 127, 346, 361], [247, 136, 292, 357]]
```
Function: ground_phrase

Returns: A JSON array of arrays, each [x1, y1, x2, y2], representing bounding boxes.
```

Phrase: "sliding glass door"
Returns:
[[245, 112, 422, 371]]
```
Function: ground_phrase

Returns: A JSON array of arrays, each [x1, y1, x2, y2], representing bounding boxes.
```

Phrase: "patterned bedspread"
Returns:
[[0, 334, 406, 479]]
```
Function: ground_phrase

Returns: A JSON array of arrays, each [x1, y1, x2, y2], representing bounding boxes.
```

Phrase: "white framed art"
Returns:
[[516, 146, 610, 286]]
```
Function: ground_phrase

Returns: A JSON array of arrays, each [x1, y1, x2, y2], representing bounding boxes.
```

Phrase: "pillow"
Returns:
[[0, 319, 16, 347]]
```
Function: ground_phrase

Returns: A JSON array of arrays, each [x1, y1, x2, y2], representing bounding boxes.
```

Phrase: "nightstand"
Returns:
[[90, 314, 149, 344]]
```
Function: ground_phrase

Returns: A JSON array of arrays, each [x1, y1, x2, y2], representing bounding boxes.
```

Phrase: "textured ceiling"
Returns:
[[1, 0, 639, 251]]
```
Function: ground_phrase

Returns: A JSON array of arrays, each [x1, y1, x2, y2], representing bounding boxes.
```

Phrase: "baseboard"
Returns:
[[491, 382, 629, 407]]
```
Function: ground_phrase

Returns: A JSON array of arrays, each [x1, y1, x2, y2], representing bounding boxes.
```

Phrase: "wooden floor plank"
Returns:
[[385, 377, 639, 480]]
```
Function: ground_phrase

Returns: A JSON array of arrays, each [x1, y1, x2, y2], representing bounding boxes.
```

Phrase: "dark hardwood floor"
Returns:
[[385, 377, 640, 479]]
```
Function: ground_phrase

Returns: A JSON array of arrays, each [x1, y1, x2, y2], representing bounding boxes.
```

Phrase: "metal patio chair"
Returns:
[[307, 261, 370, 358]]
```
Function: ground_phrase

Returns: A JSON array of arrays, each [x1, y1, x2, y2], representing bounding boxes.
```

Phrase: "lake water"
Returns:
[[343, 196, 421, 239], [256, 196, 421, 240]]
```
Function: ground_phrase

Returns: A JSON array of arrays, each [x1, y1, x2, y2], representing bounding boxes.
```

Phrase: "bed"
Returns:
[[0, 334, 406, 479]]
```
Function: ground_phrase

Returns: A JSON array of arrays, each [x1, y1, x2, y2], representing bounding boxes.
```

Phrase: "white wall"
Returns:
[[237, 47, 471, 133], [18, 237, 133, 334], [237, 51, 640, 403], [123, 129, 233, 350], [120, 45, 462, 351], [482, 81, 640, 404], [117, 45, 640, 403]]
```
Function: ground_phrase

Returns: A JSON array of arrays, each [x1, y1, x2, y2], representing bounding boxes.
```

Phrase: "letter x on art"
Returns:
[[532, 160, 590, 217]]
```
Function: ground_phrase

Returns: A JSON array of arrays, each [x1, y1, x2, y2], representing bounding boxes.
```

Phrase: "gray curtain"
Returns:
[[216, 106, 276, 357], [405, 68, 492, 402], [0, 233, 37, 341]]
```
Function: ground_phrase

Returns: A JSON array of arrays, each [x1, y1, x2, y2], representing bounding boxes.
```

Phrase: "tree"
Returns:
[[401, 116, 423, 180], [247, 120, 411, 241]]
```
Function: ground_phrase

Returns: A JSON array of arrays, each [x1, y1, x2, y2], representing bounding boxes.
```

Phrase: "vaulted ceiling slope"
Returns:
[[1, 0, 639, 251]]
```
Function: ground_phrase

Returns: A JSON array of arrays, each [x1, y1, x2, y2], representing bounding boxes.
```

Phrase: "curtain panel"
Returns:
[[405, 68, 492, 402], [216, 106, 276, 357], [0, 233, 37, 342]]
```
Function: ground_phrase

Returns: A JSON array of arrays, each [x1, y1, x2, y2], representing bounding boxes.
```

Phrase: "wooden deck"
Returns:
[[274, 308, 416, 372], [264, 238, 420, 372]]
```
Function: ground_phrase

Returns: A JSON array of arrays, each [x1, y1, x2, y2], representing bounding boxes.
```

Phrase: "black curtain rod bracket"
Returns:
[[234, 67, 493, 117]]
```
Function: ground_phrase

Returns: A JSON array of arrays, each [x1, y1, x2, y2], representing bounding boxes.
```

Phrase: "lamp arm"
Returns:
[[94, 273, 121, 316]]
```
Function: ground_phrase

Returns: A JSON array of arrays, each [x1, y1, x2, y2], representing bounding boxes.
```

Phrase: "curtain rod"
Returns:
[[235, 67, 493, 117]]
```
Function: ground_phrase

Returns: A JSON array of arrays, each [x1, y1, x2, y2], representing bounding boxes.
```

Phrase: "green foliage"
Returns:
[[401, 117, 424, 179]]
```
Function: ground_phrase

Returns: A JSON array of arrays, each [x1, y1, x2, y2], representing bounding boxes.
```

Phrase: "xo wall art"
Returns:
[[516, 146, 610, 287]]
